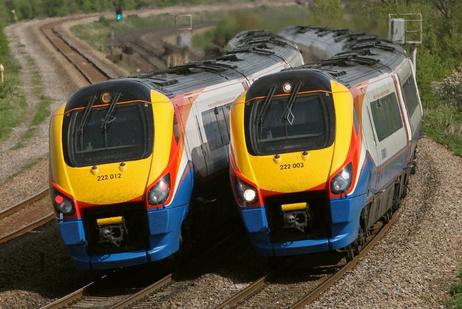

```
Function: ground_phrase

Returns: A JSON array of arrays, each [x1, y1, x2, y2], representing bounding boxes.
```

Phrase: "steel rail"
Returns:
[[0, 188, 49, 220], [43, 234, 237, 309], [215, 274, 269, 309], [112, 273, 174, 309], [216, 210, 401, 309], [290, 211, 401, 308], [41, 281, 96, 309], [51, 27, 112, 81], [40, 21, 111, 84], [0, 16, 114, 245], [0, 15, 119, 244], [41, 264, 174, 309], [0, 213, 55, 245]]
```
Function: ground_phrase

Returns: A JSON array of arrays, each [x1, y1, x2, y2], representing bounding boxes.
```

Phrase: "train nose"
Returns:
[[66, 160, 152, 205]]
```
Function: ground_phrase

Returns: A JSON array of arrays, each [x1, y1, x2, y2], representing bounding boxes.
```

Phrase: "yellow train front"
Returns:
[[229, 70, 361, 256], [49, 79, 193, 270]]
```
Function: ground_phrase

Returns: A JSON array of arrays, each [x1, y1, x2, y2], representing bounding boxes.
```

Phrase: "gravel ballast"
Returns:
[[0, 20, 78, 186], [311, 137, 462, 308]]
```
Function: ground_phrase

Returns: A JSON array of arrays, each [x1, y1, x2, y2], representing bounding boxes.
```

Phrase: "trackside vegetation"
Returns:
[[0, 9, 25, 142], [449, 267, 462, 308], [0, 0, 235, 142], [195, 0, 462, 157], [1, 0, 249, 22]]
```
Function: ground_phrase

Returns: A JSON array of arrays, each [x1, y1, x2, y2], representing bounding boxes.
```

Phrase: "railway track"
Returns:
[[42, 207, 402, 308], [216, 210, 401, 308], [0, 18, 116, 245], [40, 19, 112, 84], [42, 270, 173, 309], [0, 188, 54, 245], [42, 234, 237, 309]]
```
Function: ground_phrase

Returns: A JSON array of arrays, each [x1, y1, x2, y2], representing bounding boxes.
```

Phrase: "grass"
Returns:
[[192, 6, 311, 50], [0, 52, 26, 142], [13, 56, 53, 149], [449, 267, 462, 308], [72, 12, 218, 54], [73, 2, 462, 162], [71, 17, 113, 54], [3, 0, 251, 21], [423, 107, 462, 157]]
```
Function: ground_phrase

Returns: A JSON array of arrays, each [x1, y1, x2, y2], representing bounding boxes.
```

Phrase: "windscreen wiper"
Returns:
[[281, 81, 302, 125], [101, 92, 121, 132], [78, 95, 97, 138], [256, 85, 277, 128]]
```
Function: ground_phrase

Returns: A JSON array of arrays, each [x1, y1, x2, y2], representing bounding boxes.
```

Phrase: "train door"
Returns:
[[182, 95, 209, 178], [192, 81, 245, 177], [395, 59, 423, 140], [360, 85, 380, 194], [364, 76, 407, 189]]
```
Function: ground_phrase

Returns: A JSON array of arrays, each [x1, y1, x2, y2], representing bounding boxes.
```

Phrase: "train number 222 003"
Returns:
[[280, 162, 304, 170], [96, 173, 122, 181]]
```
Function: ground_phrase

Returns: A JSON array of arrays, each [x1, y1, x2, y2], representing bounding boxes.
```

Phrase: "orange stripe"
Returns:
[[245, 90, 332, 104], [64, 100, 152, 114]]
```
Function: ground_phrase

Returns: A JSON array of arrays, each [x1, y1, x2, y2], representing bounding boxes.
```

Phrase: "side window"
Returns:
[[400, 75, 420, 118], [173, 116, 180, 143], [218, 104, 232, 145], [201, 103, 232, 151], [370, 93, 403, 142]]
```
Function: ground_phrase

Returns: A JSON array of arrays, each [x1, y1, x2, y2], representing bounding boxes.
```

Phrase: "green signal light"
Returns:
[[115, 8, 123, 22]]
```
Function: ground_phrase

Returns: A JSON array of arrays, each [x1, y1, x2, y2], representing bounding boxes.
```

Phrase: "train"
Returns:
[[229, 26, 422, 259], [49, 30, 303, 270]]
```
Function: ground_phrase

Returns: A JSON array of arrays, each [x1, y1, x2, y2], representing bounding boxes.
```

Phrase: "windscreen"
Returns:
[[245, 93, 335, 155], [65, 102, 153, 167]]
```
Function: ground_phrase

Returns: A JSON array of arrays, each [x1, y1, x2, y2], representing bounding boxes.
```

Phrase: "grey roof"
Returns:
[[132, 30, 302, 97], [280, 26, 408, 87]]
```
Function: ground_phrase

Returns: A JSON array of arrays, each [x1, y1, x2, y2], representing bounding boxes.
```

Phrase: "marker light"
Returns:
[[331, 163, 353, 194], [282, 81, 293, 93], [148, 174, 170, 205], [101, 92, 112, 104], [53, 194, 75, 215], [54, 195, 64, 204]]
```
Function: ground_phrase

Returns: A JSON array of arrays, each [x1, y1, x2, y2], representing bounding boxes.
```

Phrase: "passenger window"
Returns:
[[201, 104, 232, 151], [173, 116, 180, 143], [370, 93, 403, 142], [400, 76, 420, 118]]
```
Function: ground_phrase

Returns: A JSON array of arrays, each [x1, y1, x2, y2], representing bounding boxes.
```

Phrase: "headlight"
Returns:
[[53, 194, 75, 215], [148, 174, 170, 205], [237, 179, 258, 204], [330, 163, 353, 194]]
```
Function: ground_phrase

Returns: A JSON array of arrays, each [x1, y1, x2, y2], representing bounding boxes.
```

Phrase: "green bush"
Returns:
[[435, 69, 462, 111]]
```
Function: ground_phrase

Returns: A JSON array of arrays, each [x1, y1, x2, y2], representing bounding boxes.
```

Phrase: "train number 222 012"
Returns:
[[280, 162, 304, 170], [96, 173, 122, 181]]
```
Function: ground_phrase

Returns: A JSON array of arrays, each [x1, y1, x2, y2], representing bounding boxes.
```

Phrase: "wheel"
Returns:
[[353, 225, 367, 256], [383, 210, 392, 223], [410, 149, 417, 175], [345, 246, 355, 262]]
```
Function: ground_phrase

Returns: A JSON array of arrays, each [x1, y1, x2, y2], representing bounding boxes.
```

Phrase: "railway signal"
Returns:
[[115, 7, 123, 22], [388, 13, 422, 73]]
